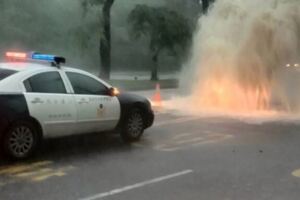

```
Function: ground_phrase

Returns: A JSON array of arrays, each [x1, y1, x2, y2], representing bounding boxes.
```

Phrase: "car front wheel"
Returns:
[[3, 121, 39, 160], [121, 108, 144, 142]]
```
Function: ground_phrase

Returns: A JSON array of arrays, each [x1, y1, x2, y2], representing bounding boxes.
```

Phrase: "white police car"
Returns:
[[0, 52, 154, 159]]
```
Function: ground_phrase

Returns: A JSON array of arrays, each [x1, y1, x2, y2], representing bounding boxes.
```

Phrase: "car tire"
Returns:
[[2, 120, 40, 160], [121, 108, 144, 142]]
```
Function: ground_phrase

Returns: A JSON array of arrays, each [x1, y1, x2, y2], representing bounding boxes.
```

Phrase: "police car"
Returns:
[[0, 52, 154, 159]]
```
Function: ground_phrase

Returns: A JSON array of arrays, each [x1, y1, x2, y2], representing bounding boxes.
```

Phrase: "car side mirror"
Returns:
[[108, 87, 120, 96]]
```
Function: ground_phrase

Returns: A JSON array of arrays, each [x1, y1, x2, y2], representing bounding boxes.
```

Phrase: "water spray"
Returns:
[[180, 0, 300, 114]]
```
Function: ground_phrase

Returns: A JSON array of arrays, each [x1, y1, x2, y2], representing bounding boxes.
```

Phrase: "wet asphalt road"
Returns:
[[1, 91, 300, 200]]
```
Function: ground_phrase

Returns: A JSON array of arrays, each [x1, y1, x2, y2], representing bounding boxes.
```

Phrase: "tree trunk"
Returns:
[[151, 53, 159, 81], [201, 0, 209, 14], [99, 0, 114, 80]]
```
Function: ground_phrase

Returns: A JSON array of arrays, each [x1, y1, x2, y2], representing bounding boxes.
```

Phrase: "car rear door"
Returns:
[[23, 70, 77, 138], [63, 71, 120, 134]]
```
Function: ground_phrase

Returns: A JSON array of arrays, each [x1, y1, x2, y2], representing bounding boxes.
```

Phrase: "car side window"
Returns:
[[24, 71, 66, 94], [66, 72, 108, 95], [0, 69, 18, 81]]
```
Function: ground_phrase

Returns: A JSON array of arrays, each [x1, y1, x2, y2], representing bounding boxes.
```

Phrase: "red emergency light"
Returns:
[[5, 52, 27, 59]]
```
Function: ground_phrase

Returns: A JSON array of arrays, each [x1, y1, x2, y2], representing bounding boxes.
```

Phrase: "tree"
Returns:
[[164, 0, 201, 22], [201, 0, 215, 14], [128, 5, 191, 81], [82, 0, 115, 79]]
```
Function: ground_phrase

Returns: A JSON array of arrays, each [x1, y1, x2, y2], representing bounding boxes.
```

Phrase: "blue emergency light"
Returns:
[[31, 53, 66, 65], [31, 53, 55, 61]]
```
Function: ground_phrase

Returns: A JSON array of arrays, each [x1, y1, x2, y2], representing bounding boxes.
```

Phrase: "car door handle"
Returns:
[[78, 99, 89, 104], [99, 104, 103, 109], [31, 98, 44, 104]]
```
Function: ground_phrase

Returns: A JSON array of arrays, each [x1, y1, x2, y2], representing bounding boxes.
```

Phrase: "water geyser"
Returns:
[[181, 0, 300, 114]]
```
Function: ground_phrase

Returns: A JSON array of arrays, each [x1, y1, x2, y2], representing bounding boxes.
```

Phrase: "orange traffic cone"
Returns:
[[151, 83, 162, 107]]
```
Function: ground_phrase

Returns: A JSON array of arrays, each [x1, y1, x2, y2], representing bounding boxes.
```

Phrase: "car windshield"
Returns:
[[0, 68, 17, 81]]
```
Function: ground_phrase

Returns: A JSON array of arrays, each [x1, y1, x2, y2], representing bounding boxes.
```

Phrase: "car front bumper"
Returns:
[[144, 109, 154, 129]]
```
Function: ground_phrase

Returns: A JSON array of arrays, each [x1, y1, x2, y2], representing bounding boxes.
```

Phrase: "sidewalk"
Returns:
[[108, 79, 178, 91], [132, 88, 178, 100]]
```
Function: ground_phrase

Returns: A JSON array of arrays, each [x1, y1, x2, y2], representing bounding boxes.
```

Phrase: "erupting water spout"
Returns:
[[180, 0, 300, 114]]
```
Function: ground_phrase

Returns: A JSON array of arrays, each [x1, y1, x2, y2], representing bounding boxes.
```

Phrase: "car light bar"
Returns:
[[5, 51, 66, 65]]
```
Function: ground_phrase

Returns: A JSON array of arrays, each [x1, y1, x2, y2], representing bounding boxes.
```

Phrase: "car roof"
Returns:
[[0, 62, 55, 72], [0, 62, 89, 74]]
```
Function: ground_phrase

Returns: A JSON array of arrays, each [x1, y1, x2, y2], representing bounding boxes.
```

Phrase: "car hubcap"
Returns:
[[128, 112, 143, 137], [9, 126, 34, 157]]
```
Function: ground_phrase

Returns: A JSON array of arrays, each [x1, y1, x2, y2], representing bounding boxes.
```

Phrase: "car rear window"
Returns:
[[0, 69, 17, 81]]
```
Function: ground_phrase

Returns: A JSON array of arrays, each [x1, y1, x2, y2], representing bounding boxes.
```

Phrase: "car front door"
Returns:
[[23, 71, 77, 138], [65, 71, 120, 134]]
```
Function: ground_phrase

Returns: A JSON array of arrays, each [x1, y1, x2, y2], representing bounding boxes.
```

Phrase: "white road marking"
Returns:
[[79, 169, 193, 200], [175, 136, 205, 145]]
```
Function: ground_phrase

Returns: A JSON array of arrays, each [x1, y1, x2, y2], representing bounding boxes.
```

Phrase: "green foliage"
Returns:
[[128, 5, 191, 80], [70, 16, 101, 56], [128, 5, 191, 57], [81, 0, 114, 17], [81, 0, 105, 15], [0, 0, 74, 51], [202, 0, 215, 14]]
